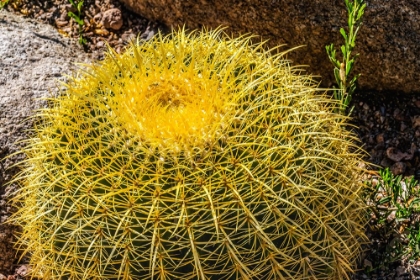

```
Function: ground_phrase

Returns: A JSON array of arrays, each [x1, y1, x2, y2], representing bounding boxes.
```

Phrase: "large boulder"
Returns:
[[0, 10, 92, 276], [118, 0, 420, 93]]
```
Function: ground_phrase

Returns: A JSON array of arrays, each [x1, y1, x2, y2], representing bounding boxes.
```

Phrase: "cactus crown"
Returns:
[[90, 28, 300, 152], [110, 29, 235, 150], [10, 28, 368, 280]]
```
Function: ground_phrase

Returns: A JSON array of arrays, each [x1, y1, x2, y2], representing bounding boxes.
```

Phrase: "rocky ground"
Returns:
[[1, 0, 167, 60], [0, 0, 419, 279], [351, 93, 420, 280]]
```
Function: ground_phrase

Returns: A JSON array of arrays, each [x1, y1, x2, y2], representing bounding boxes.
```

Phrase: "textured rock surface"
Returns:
[[101, 8, 124, 30], [0, 10, 92, 275], [118, 0, 420, 93]]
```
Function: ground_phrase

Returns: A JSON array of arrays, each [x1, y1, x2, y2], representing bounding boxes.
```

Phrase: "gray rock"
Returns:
[[0, 10, 92, 275], [118, 0, 420, 93]]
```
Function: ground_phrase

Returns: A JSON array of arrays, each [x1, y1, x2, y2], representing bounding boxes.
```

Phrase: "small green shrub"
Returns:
[[67, 0, 86, 45], [364, 168, 420, 274], [326, 0, 366, 115]]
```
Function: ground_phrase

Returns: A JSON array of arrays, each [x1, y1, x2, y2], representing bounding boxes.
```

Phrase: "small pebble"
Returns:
[[400, 122, 407, 131], [380, 157, 392, 168], [393, 108, 405, 121], [376, 133, 384, 144], [380, 106, 386, 115], [93, 12, 102, 25], [380, 116, 385, 123], [55, 19, 68, 27], [390, 161, 406, 175], [94, 28, 109, 36], [15, 265, 29, 277], [412, 115, 420, 128], [363, 259, 372, 269], [386, 210, 396, 223], [395, 265, 407, 276], [96, 40, 105, 48], [102, 8, 123, 31]]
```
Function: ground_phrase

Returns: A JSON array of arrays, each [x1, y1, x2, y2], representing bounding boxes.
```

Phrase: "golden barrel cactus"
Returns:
[[11, 28, 367, 279]]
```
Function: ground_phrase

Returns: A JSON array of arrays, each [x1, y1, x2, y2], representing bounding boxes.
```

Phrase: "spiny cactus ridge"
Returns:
[[10, 28, 368, 279]]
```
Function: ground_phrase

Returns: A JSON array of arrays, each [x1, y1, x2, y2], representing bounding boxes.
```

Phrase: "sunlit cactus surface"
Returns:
[[11, 28, 368, 280]]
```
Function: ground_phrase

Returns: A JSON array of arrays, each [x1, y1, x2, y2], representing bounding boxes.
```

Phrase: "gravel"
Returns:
[[1, 0, 167, 60]]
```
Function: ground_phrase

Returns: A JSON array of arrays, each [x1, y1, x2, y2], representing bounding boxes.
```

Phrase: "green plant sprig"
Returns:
[[326, 0, 366, 115], [0, 0, 10, 9], [67, 0, 86, 45]]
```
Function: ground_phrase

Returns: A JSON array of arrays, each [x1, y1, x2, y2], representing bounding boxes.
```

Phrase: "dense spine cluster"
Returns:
[[11, 28, 367, 279]]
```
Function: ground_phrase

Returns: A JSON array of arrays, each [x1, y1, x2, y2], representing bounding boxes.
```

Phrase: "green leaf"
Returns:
[[349, 74, 360, 84], [345, 0, 352, 12], [395, 175, 402, 186], [346, 60, 354, 75], [333, 88, 340, 101], [348, 82, 357, 96], [326, 44, 334, 57], [327, 44, 335, 53], [326, 46, 341, 68], [343, 91, 351, 106], [378, 197, 391, 205], [409, 198, 420, 207], [0, 0, 10, 9], [357, 5, 365, 21], [77, 1, 83, 13], [349, 13, 354, 25], [68, 11, 84, 26], [334, 68, 341, 84], [79, 36, 87, 45], [340, 28, 348, 41], [344, 0, 350, 9], [341, 45, 347, 57], [348, 104, 355, 115]]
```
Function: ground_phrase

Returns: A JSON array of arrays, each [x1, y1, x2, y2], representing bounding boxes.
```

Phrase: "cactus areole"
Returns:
[[12, 28, 367, 279]]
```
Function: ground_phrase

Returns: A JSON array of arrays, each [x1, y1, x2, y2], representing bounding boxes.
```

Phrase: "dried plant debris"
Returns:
[[3, 0, 168, 60]]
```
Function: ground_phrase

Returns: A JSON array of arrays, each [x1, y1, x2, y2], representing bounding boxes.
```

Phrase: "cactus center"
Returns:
[[150, 80, 193, 109], [114, 71, 233, 149]]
